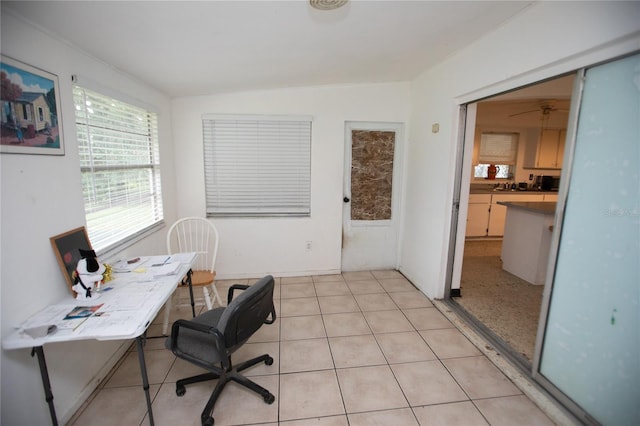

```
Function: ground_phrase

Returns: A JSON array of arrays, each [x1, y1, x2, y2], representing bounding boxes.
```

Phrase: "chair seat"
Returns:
[[191, 270, 216, 287]]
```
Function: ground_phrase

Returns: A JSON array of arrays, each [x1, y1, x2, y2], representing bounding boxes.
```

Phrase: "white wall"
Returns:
[[0, 10, 177, 425], [401, 1, 640, 299], [171, 83, 411, 279]]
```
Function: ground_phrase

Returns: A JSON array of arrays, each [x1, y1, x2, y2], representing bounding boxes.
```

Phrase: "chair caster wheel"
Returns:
[[203, 416, 214, 426], [265, 356, 274, 366], [264, 393, 275, 404], [176, 385, 186, 397]]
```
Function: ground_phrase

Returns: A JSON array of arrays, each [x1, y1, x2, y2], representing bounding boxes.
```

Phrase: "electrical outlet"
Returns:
[[305, 241, 312, 252]]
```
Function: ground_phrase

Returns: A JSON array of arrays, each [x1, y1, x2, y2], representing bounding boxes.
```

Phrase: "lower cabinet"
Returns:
[[467, 192, 547, 237], [466, 194, 491, 237], [488, 193, 545, 236]]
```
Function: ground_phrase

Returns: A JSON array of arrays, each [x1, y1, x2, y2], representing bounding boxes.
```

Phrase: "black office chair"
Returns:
[[166, 275, 277, 426]]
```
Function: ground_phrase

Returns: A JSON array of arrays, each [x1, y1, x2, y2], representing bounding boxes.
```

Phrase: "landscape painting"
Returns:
[[1, 55, 64, 155]]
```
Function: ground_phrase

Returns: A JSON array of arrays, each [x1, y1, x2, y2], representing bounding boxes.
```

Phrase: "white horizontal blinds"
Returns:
[[203, 115, 311, 216], [74, 86, 163, 251], [478, 133, 518, 164]]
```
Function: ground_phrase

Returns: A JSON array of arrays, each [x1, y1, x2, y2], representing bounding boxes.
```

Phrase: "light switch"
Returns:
[[432, 123, 439, 133]]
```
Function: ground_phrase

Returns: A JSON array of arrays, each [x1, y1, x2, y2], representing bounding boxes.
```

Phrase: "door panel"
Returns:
[[538, 53, 639, 425], [342, 122, 403, 271]]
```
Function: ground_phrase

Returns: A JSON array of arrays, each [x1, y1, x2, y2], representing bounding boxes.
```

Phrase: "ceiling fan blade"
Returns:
[[509, 109, 540, 117]]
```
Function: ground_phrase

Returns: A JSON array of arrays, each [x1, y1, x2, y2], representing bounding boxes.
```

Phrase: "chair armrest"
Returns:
[[171, 318, 214, 334], [227, 284, 250, 305], [168, 319, 220, 352], [168, 318, 231, 369], [265, 307, 276, 325]]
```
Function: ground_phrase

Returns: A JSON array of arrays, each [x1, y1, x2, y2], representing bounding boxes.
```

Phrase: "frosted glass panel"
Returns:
[[539, 54, 639, 425]]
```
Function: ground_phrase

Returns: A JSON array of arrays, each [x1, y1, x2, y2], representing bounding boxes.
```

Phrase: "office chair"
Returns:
[[163, 217, 223, 334], [166, 275, 277, 426]]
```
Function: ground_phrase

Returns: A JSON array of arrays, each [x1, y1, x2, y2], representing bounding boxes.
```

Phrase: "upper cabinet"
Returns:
[[524, 128, 566, 169]]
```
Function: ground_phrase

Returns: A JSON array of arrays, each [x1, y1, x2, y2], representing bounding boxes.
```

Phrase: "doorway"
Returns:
[[452, 74, 574, 365], [341, 122, 404, 271]]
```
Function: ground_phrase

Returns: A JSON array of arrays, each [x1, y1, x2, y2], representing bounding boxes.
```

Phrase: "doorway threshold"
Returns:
[[447, 297, 531, 371], [433, 298, 579, 425]]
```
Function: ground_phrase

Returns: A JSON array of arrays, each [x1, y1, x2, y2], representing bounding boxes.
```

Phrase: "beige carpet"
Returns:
[[457, 240, 543, 362]]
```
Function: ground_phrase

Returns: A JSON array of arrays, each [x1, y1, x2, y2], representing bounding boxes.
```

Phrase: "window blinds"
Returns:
[[203, 115, 311, 216], [478, 133, 518, 165], [74, 86, 163, 252]]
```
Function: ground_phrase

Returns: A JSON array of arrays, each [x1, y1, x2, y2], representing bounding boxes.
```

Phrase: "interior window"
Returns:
[[202, 114, 312, 217], [73, 86, 163, 252], [474, 164, 511, 179]]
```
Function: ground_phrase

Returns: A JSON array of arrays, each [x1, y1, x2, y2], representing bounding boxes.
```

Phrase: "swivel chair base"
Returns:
[[176, 354, 275, 426]]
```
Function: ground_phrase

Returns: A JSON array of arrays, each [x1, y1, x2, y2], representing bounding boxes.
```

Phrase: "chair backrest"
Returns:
[[166, 217, 219, 273], [218, 275, 275, 351]]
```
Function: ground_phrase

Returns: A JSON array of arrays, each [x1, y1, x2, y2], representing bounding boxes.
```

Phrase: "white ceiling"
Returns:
[[4, 0, 534, 97]]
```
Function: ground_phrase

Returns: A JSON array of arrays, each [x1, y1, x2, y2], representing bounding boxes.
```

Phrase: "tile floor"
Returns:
[[69, 271, 555, 426]]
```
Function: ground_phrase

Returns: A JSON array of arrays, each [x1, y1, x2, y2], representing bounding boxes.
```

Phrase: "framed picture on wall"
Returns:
[[1, 55, 65, 155], [50, 227, 93, 295]]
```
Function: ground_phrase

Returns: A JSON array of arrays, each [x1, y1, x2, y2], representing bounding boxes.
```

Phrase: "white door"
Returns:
[[341, 122, 404, 271]]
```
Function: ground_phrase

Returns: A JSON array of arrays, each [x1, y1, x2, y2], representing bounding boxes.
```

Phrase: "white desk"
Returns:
[[2, 253, 196, 426]]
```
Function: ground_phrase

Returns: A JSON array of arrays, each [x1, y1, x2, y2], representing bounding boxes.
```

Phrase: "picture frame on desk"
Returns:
[[1, 55, 65, 155], [50, 226, 93, 295]]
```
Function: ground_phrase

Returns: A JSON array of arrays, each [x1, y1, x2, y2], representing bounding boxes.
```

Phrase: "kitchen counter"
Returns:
[[469, 189, 558, 195], [500, 201, 557, 285], [497, 201, 557, 215]]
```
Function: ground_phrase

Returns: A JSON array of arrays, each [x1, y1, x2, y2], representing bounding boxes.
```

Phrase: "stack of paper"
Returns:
[[150, 262, 181, 277]]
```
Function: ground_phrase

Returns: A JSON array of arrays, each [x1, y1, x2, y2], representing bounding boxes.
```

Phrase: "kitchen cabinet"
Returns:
[[466, 194, 491, 237], [488, 193, 545, 236], [524, 128, 566, 169]]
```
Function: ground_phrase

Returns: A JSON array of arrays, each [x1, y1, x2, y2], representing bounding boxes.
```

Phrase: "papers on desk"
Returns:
[[112, 255, 185, 281], [18, 304, 104, 337], [149, 262, 181, 277], [64, 304, 104, 320]]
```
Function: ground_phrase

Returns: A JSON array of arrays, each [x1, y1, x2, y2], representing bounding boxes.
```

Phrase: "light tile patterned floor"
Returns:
[[69, 271, 555, 426]]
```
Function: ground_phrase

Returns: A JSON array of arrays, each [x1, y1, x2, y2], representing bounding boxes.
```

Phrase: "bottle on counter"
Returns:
[[487, 164, 497, 180]]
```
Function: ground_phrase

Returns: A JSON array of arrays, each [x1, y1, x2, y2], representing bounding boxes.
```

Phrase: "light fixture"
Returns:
[[309, 0, 349, 11]]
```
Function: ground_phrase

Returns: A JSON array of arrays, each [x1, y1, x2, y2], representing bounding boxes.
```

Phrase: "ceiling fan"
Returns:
[[508, 100, 569, 118]]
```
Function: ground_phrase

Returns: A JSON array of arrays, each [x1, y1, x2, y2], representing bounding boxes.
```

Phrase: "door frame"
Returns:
[[445, 104, 476, 298], [342, 121, 405, 271]]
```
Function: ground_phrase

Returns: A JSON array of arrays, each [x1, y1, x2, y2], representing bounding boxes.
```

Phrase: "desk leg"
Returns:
[[136, 336, 155, 426], [32, 346, 58, 426], [185, 269, 195, 318]]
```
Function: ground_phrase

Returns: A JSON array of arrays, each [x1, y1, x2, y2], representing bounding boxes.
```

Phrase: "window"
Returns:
[[203, 114, 311, 217], [73, 86, 163, 252], [474, 164, 512, 179], [474, 133, 517, 179]]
